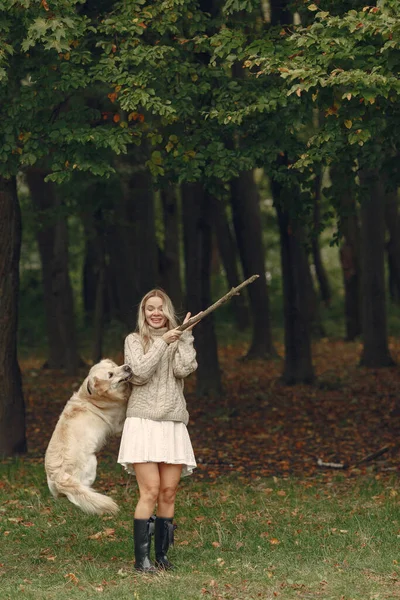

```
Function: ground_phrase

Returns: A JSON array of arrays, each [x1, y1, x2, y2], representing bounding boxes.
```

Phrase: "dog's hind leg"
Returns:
[[47, 478, 62, 498], [80, 455, 97, 487]]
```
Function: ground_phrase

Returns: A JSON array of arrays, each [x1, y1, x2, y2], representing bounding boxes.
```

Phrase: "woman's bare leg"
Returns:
[[133, 463, 160, 519], [157, 463, 182, 518]]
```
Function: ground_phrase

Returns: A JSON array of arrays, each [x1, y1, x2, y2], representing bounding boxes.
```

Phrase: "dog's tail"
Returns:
[[48, 475, 119, 515]]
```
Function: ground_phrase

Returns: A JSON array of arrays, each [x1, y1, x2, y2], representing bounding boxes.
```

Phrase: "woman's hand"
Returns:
[[162, 312, 203, 343], [162, 328, 182, 344], [183, 311, 203, 331]]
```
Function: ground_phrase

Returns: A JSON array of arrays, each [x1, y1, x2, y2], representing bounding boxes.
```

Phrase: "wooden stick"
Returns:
[[351, 445, 391, 467], [177, 274, 260, 332], [317, 445, 394, 471]]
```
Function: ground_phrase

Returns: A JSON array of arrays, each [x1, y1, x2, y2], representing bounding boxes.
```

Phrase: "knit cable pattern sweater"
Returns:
[[124, 327, 198, 425]]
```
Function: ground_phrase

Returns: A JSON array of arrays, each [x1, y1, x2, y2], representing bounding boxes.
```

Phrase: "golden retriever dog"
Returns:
[[45, 359, 132, 515]]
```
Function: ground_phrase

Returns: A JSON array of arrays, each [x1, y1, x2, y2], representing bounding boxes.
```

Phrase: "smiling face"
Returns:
[[144, 296, 168, 329]]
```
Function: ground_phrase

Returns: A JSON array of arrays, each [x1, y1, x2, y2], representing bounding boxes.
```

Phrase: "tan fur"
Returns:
[[44, 359, 132, 515]]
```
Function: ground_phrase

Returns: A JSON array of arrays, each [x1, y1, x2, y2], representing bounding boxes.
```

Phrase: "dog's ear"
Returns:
[[92, 375, 109, 394]]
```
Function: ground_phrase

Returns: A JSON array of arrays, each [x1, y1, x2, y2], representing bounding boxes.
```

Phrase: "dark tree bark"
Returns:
[[159, 185, 183, 312], [26, 170, 80, 375], [332, 166, 362, 341], [81, 201, 110, 361], [211, 195, 249, 330], [0, 177, 27, 455], [181, 182, 222, 397], [90, 214, 107, 363], [230, 171, 275, 358], [359, 170, 395, 367], [270, 0, 292, 25], [384, 189, 400, 303], [109, 151, 158, 328], [269, 0, 315, 382], [82, 218, 99, 319], [304, 248, 325, 339], [82, 207, 112, 323], [272, 182, 315, 384], [311, 173, 331, 307], [92, 250, 106, 364]]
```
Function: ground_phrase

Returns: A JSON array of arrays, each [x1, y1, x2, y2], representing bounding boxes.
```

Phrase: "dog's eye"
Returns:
[[108, 372, 113, 379]]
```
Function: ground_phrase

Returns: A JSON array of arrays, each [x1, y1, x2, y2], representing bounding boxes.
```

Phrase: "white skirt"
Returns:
[[117, 417, 197, 478]]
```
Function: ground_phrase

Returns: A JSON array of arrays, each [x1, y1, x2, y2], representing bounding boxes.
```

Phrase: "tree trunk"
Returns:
[[110, 151, 158, 328], [159, 185, 183, 312], [81, 177, 122, 326], [359, 170, 395, 367], [26, 170, 80, 375], [270, 0, 314, 384], [272, 181, 315, 384], [82, 218, 99, 321], [311, 173, 331, 307], [270, 0, 292, 25], [92, 254, 106, 364], [332, 166, 362, 341], [211, 195, 249, 330], [0, 177, 27, 455], [81, 201, 110, 361], [181, 182, 222, 397], [230, 171, 275, 358], [90, 213, 107, 363], [385, 189, 400, 303], [305, 248, 325, 339]]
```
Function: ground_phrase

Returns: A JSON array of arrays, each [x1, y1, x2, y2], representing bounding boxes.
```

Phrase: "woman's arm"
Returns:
[[172, 331, 198, 379], [124, 334, 167, 385]]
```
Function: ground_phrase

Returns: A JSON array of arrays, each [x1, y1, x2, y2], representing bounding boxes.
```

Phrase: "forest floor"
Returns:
[[2, 339, 400, 599], [20, 337, 400, 483]]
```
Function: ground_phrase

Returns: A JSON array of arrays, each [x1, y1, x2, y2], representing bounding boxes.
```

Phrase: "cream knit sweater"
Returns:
[[124, 327, 197, 425]]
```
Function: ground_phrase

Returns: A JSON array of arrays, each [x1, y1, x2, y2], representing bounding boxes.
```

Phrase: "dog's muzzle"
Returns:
[[113, 365, 132, 388]]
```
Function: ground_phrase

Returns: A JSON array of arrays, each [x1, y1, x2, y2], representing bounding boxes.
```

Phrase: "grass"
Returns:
[[1, 459, 400, 600]]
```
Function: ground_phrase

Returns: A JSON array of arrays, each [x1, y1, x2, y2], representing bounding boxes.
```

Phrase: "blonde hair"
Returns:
[[136, 289, 178, 352]]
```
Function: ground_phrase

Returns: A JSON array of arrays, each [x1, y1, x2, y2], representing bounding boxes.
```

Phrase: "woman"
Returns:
[[118, 289, 199, 572]]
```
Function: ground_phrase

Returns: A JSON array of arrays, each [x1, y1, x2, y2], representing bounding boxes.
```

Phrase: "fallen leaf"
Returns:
[[88, 528, 115, 540], [64, 573, 79, 585]]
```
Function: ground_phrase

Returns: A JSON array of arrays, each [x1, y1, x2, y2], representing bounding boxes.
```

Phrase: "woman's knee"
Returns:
[[158, 485, 178, 505], [139, 484, 160, 505]]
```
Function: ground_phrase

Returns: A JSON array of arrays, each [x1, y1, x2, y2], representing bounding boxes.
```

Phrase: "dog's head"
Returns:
[[85, 359, 132, 402]]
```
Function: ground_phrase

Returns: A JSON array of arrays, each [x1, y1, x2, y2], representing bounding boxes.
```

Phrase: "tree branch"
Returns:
[[177, 274, 260, 331]]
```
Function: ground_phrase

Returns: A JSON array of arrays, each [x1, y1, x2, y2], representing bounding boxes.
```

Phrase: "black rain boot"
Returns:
[[134, 517, 157, 573], [155, 517, 176, 570]]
